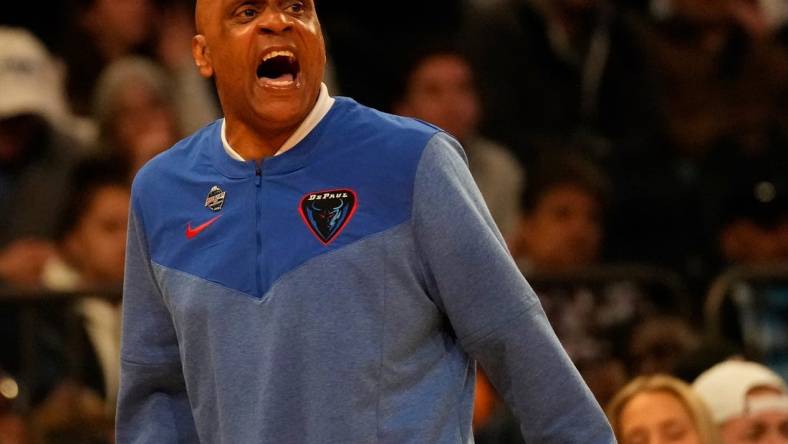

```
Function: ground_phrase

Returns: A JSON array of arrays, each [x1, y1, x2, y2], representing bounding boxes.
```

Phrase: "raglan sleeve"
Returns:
[[411, 132, 615, 443], [115, 191, 199, 443]]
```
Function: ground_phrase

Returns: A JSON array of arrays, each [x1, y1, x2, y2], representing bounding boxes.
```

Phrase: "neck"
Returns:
[[223, 84, 329, 160], [224, 116, 300, 160]]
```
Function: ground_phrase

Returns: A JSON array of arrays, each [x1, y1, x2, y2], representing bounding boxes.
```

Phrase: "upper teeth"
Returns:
[[263, 50, 295, 62]]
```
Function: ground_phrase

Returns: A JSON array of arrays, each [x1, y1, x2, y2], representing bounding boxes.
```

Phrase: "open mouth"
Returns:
[[256, 50, 301, 87]]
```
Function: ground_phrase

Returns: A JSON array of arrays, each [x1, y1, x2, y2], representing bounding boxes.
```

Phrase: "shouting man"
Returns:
[[116, 1, 614, 442]]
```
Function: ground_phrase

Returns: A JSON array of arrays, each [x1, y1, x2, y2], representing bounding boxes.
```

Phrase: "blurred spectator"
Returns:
[[607, 374, 721, 444], [693, 360, 788, 443], [1, 156, 126, 443], [41, 158, 129, 410], [513, 153, 608, 271], [473, 152, 628, 439], [513, 154, 631, 403], [465, 0, 659, 163], [708, 275, 788, 381], [511, 153, 700, 404], [715, 175, 788, 267], [154, 0, 221, 135], [510, 154, 662, 404], [56, 0, 220, 137], [318, 2, 465, 110], [392, 46, 524, 241], [640, 0, 785, 158], [1, 158, 131, 443], [58, 0, 157, 116], [701, 156, 788, 378], [92, 57, 182, 176], [733, 282, 788, 379], [0, 27, 84, 288], [605, 0, 788, 289], [628, 315, 702, 375]]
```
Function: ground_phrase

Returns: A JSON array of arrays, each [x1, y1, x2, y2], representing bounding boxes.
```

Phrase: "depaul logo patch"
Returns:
[[299, 189, 358, 245]]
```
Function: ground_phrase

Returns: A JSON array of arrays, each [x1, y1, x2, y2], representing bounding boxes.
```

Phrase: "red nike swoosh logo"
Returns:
[[186, 215, 222, 239]]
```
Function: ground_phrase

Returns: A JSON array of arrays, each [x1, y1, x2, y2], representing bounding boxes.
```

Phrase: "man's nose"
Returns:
[[257, 8, 292, 34]]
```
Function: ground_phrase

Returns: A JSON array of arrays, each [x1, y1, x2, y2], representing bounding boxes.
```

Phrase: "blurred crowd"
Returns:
[[0, 0, 787, 442]]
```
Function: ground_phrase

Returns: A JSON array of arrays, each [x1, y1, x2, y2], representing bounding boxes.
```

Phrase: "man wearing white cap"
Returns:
[[0, 27, 85, 288], [693, 360, 788, 443]]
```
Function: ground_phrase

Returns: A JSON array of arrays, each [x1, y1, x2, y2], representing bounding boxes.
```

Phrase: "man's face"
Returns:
[[519, 184, 602, 271], [109, 81, 179, 172], [720, 389, 788, 444], [67, 185, 130, 285], [193, 0, 325, 133], [722, 411, 788, 443], [395, 54, 480, 142]]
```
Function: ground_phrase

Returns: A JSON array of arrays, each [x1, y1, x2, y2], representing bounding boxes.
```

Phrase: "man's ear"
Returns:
[[192, 34, 214, 78]]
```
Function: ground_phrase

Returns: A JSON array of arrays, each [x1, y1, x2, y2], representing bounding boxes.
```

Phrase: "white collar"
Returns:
[[221, 83, 334, 161]]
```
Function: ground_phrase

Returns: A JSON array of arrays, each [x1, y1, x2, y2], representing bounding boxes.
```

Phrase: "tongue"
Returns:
[[263, 73, 294, 83]]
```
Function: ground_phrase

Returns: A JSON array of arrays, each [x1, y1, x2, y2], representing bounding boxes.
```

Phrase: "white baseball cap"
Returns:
[[0, 26, 66, 126], [693, 360, 788, 424]]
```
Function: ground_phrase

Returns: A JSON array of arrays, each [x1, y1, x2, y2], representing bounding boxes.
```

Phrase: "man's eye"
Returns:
[[238, 7, 257, 19], [287, 2, 305, 13]]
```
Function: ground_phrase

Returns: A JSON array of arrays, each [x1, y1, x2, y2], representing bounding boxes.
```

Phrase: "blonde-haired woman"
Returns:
[[607, 374, 721, 444]]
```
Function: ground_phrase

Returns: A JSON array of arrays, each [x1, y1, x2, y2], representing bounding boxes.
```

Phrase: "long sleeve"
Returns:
[[116, 201, 198, 443], [412, 133, 615, 443]]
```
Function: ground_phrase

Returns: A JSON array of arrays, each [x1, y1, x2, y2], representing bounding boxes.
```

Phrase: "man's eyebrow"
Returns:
[[229, 0, 265, 9]]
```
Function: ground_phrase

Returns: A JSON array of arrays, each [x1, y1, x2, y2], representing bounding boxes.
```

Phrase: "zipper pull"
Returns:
[[255, 160, 262, 187]]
